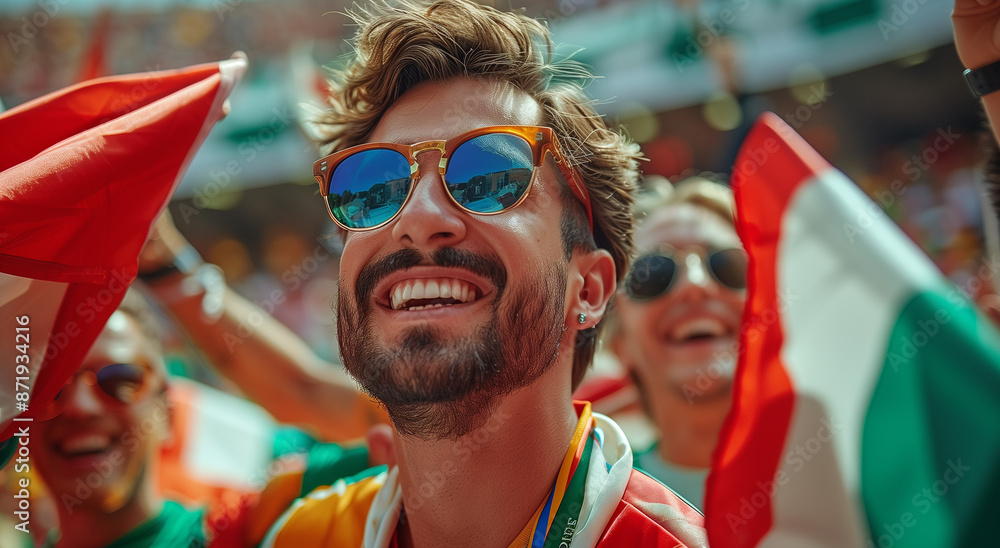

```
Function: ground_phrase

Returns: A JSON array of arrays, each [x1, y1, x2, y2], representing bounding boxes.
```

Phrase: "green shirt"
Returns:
[[106, 501, 207, 548]]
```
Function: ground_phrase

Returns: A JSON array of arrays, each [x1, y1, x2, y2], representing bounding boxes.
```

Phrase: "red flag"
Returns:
[[0, 57, 246, 440]]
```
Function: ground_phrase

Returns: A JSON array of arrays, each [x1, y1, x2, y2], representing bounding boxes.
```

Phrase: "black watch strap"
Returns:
[[965, 59, 1000, 98], [137, 245, 203, 283]]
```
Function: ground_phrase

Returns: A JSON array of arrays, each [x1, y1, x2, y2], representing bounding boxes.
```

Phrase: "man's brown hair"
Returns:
[[316, 0, 641, 388]]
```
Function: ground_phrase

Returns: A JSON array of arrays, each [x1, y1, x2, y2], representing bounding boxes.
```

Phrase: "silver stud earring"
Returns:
[[578, 313, 587, 324]]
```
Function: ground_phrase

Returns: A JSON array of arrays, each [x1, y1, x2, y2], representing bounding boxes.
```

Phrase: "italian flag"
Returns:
[[704, 113, 1000, 547], [0, 58, 245, 442]]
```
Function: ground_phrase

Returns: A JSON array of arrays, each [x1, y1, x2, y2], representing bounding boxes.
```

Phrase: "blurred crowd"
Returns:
[[1, 0, 997, 546]]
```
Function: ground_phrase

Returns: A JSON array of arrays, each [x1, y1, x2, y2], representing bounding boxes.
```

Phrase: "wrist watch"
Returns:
[[138, 244, 204, 283], [138, 245, 226, 322], [964, 59, 1000, 98]]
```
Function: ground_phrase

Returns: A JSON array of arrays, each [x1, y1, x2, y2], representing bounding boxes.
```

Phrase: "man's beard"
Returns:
[[338, 247, 566, 440]]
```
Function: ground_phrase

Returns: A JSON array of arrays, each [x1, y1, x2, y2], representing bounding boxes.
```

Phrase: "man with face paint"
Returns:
[[609, 176, 745, 510], [32, 290, 208, 548], [262, 1, 707, 546]]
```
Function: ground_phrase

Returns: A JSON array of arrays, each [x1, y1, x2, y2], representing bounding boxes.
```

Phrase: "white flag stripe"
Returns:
[[179, 378, 277, 490], [762, 170, 940, 546]]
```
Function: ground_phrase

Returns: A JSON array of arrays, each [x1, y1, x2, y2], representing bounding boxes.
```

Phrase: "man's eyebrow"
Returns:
[[369, 134, 445, 146]]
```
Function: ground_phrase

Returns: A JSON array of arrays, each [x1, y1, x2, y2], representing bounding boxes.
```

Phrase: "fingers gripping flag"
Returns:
[[704, 113, 1000, 547], [0, 58, 246, 441]]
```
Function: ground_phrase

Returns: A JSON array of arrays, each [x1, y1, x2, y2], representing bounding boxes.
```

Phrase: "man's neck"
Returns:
[[56, 492, 159, 548], [649, 390, 731, 469], [394, 364, 578, 548]]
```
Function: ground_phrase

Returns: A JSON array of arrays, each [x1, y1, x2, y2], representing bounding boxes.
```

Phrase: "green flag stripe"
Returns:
[[861, 289, 1000, 547]]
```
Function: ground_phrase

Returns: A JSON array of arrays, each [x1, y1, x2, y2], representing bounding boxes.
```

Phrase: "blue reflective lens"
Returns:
[[445, 134, 533, 213], [328, 149, 411, 229]]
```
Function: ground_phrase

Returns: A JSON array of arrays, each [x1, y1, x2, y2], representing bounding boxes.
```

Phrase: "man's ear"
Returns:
[[366, 423, 396, 469], [566, 248, 616, 330]]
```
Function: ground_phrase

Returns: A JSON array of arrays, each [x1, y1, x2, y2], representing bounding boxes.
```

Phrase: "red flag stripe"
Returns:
[[705, 113, 833, 546], [0, 62, 223, 172]]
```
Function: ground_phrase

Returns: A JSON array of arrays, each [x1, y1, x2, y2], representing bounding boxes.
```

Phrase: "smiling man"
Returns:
[[33, 291, 208, 548], [610, 176, 746, 510], [261, 1, 706, 547]]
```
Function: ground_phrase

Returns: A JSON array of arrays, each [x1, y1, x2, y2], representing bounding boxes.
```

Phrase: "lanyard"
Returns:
[[508, 403, 596, 548]]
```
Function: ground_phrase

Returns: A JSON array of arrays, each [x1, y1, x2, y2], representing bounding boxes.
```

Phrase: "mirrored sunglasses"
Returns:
[[35, 362, 160, 420], [313, 125, 593, 232], [624, 247, 748, 301]]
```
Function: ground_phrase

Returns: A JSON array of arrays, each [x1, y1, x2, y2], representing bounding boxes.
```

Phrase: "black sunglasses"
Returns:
[[624, 247, 748, 301], [36, 362, 161, 420]]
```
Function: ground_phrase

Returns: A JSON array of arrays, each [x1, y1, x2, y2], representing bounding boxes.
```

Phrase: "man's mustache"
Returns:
[[354, 247, 507, 308]]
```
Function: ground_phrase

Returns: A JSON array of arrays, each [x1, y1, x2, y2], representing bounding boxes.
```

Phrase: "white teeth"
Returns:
[[388, 278, 481, 310], [672, 318, 727, 342], [411, 280, 425, 300], [60, 434, 111, 455], [407, 303, 446, 311]]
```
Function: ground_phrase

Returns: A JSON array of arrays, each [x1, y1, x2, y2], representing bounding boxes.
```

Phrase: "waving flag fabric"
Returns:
[[704, 113, 1000, 547], [0, 57, 246, 440]]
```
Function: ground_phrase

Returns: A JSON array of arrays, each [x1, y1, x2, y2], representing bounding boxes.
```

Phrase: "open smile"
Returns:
[[389, 277, 481, 311]]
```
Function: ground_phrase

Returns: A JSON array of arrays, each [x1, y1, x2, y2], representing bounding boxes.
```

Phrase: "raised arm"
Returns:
[[139, 212, 385, 441]]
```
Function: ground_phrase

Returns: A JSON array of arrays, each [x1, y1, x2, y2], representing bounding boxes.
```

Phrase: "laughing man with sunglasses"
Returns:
[[261, 0, 706, 546], [31, 291, 208, 548], [609, 176, 747, 510]]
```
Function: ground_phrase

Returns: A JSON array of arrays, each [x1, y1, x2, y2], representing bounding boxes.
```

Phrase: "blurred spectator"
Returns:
[[607, 175, 743, 509], [31, 291, 214, 548]]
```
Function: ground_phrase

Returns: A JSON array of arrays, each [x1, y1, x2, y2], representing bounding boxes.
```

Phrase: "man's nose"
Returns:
[[61, 378, 105, 417], [390, 151, 468, 248], [668, 252, 714, 300]]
